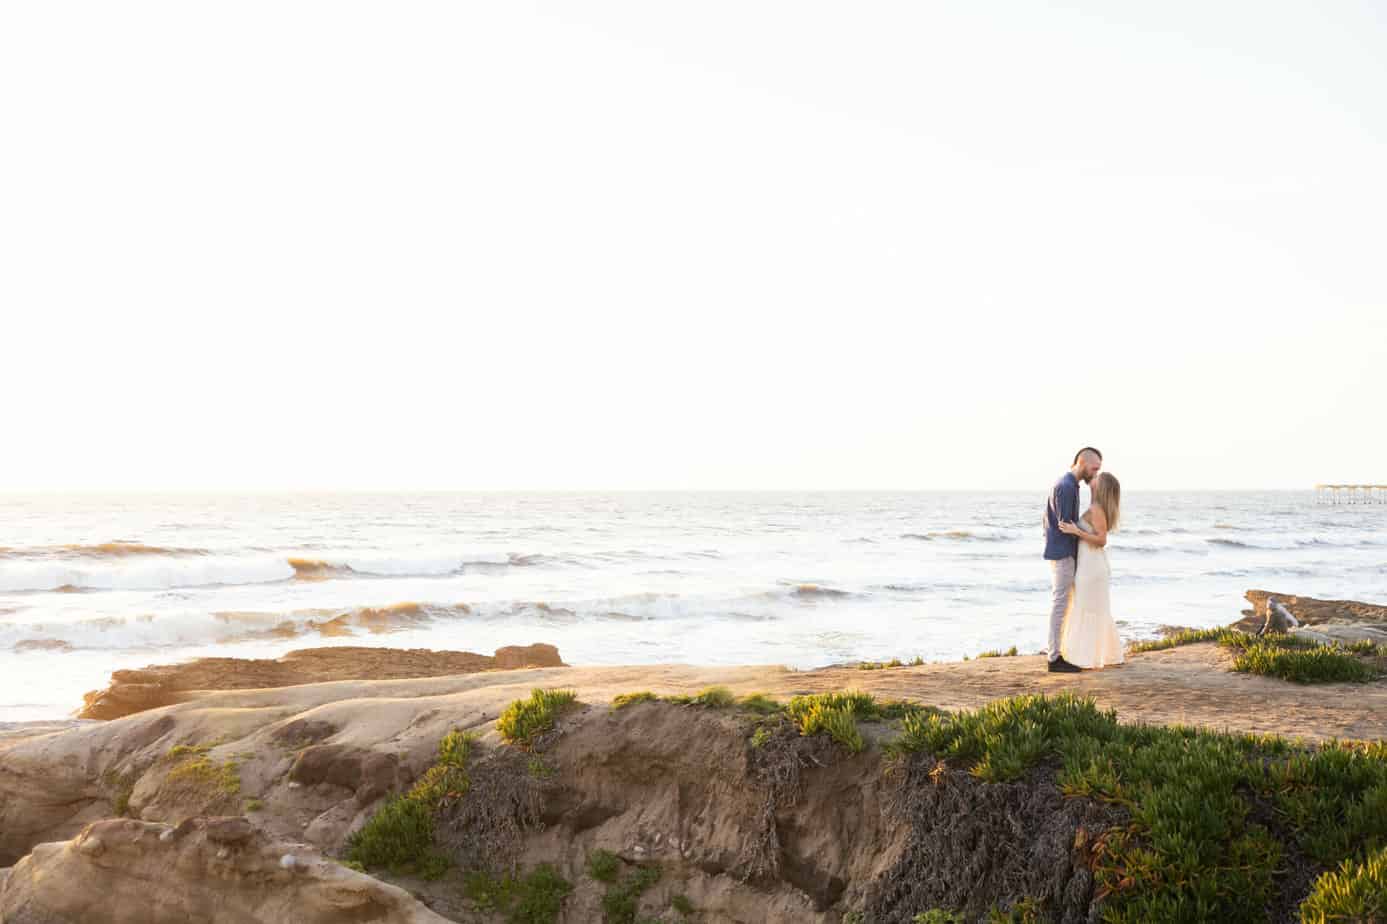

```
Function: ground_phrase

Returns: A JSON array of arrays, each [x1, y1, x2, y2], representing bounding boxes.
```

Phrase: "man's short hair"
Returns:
[[1074, 447, 1103, 464]]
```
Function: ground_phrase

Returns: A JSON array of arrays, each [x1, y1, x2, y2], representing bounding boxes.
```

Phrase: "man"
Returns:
[[1044, 447, 1102, 673]]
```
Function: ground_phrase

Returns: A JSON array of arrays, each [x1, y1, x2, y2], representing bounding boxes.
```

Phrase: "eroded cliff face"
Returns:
[[419, 701, 1108, 923], [0, 672, 1110, 923]]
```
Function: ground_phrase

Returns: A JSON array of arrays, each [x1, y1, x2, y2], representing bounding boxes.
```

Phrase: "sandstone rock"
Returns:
[[493, 642, 565, 670], [289, 745, 401, 804], [0, 817, 451, 924], [1245, 589, 1387, 629], [78, 643, 566, 720], [1293, 624, 1387, 646]]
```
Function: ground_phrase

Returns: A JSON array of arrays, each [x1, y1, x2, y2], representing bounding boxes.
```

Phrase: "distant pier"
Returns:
[[1315, 484, 1387, 504]]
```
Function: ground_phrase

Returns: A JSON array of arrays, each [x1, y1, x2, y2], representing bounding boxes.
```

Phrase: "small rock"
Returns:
[[216, 847, 230, 860], [280, 854, 298, 870], [78, 836, 104, 856], [205, 816, 255, 845]]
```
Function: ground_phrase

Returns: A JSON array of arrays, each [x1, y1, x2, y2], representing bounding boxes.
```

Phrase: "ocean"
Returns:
[[2, 491, 1383, 721]]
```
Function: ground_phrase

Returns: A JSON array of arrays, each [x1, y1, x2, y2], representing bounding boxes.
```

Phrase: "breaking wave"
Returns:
[[0, 546, 566, 593], [786, 583, 856, 600], [0, 541, 212, 559], [901, 530, 1011, 543], [3, 600, 476, 650]]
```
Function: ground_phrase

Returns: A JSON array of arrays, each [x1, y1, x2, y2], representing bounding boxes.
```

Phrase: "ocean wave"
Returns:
[[1207, 537, 1268, 549], [786, 583, 856, 600], [901, 530, 1010, 542], [874, 581, 977, 594], [0, 555, 296, 593], [2, 600, 475, 650], [1203, 566, 1319, 578], [0, 547, 568, 593], [1204, 536, 1364, 551], [1116, 543, 1209, 556], [287, 558, 354, 581], [0, 541, 213, 559]]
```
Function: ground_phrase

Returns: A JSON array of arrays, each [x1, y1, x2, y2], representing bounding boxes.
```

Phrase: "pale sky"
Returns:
[[3, 2, 1384, 492]]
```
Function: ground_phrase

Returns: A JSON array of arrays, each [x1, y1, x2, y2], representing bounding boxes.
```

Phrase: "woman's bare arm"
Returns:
[[1058, 506, 1108, 547]]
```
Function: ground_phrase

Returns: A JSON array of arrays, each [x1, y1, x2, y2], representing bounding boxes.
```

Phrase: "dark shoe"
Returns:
[[1047, 657, 1082, 673]]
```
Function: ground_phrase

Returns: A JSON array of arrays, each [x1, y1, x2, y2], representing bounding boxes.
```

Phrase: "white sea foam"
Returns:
[[0, 554, 295, 593]]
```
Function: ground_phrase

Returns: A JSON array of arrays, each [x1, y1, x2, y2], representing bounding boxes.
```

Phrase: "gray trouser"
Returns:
[[1048, 557, 1076, 661]]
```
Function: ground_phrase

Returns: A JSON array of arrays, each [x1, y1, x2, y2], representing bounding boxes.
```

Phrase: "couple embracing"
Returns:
[[1044, 447, 1124, 673]]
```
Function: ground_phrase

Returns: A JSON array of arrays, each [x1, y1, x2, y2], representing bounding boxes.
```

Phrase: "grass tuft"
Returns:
[[611, 691, 658, 710], [977, 646, 1019, 659], [498, 688, 579, 746], [1130, 629, 1382, 684], [1232, 641, 1382, 684], [1299, 844, 1387, 923], [797, 702, 864, 752], [738, 692, 782, 715], [1129, 626, 1236, 652], [690, 685, 736, 708], [164, 744, 240, 797]]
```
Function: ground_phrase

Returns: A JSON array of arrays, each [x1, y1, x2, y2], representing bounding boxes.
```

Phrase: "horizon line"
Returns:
[[0, 486, 1332, 496]]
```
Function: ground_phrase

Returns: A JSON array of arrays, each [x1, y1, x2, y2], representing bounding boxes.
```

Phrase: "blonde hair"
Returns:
[[1092, 472, 1121, 532]]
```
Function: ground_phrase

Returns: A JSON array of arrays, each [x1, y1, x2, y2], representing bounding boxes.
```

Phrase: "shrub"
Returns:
[[786, 690, 879, 723], [587, 848, 620, 883], [345, 728, 472, 878], [600, 864, 661, 924], [344, 794, 448, 878], [464, 865, 573, 924], [883, 692, 1387, 922], [498, 689, 578, 746]]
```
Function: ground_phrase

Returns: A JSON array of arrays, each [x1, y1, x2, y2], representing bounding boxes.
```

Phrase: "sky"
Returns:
[[3, 1, 1384, 492]]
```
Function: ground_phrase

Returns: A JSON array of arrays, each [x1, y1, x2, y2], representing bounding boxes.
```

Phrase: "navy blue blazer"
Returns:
[[1043, 472, 1080, 560]]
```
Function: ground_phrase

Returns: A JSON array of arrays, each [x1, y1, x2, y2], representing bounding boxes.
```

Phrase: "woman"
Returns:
[[1057, 472, 1124, 669]]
